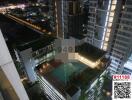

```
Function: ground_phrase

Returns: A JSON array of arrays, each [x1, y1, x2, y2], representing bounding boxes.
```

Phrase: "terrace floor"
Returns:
[[75, 43, 106, 62], [51, 61, 87, 84], [36, 59, 105, 97]]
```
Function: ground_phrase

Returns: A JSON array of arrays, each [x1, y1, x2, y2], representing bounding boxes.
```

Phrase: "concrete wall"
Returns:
[[70, 36, 86, 46], [0, 29, 29, 100], [0, 92, 4, 100], [20, 48, 37, 82], [55, 53, 68, 63], [54, 39, 75, 53], [72, 88, 81, 100], [93, 38, 102, 49]]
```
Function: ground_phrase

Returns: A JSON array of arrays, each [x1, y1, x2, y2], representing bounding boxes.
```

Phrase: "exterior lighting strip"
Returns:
[[62, 0, 64, 39], [7, 14, 41, 30], [102, 0, 117, 51], [55, 1, 59, 37], [101, 0, 111, 49], [70, 53, 100, 68], [0, 4, 26, 13]]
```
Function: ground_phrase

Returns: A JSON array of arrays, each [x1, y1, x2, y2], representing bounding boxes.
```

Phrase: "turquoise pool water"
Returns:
[[51, 61, 87, 84]]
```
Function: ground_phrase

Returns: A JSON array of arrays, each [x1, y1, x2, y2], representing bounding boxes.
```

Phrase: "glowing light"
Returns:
[[122, 6, 125, 9], [106, 32, 110, 37], [42, 30, 46, 32], [106, 92, 111, 96], [112, 0, 117, 4], [110, 12, 114, 16], [46, 63, 49, 66], [108, 23, 112, 27], [109, 17, 113, 22], [101, 0, 111, 49], [39, 68, 43, 73], [102, 0, 117, 51], [62, 0, 64, 38], [48, 32, 52, 35], [81, 57, 84, 60], [111, 5, 116, 11], [43, 65, 46, 69], [41, 19, 45, 21], [105, 37, 109, 41], [0, 4, 26, 13], [103, 46, 107, 51], [17, 4, 26, 9], [75, 53, 100, 68], [20, 77, 28, 82]]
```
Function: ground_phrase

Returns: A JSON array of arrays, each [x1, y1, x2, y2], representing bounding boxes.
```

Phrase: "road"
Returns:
[[5, 14, 47, 35]]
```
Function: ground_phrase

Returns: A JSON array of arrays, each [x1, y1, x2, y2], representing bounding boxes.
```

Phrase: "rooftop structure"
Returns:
[[0, 14, 56, 82], [16, 34, 55, 51], [53, 0, 84, 38], [76, 43, 106, 62], [107, 0, 132, 75], [36, 42, 110, 100], [82, 0, 132, 76], [14, 34, 55, 82]]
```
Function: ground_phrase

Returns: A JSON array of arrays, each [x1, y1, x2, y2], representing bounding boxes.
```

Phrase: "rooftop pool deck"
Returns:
[[51, 61, 87, 84], [41, 59, 108, 96]]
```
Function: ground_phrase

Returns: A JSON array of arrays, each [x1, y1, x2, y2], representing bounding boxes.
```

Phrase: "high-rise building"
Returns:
[[0, 29, 29, 100], [107, 0, 132, 75], [123, 54, 132, 75], [83, 0, 116, 49], [53, 0, 84, 38], [83, 0, 132, 75]]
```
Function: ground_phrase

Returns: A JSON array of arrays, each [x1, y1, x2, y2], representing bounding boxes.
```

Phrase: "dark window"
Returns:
[[69, 2, 73, 15]]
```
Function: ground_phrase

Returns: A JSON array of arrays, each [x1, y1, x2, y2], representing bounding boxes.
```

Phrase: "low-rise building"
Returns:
[[35, 40, 110, 100], [14, 34, 55, 82]]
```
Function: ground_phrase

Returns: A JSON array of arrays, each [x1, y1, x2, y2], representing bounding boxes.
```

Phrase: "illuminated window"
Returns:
[[104, 43, 108, 46], [111, 5, 116, 11], [112, 0, 117, 4], [109, 17, 113, 22], [106, 32, 110, 37], [107, 29, 111, 33], [103, 46, 107, 50], [110, 12, 114, 16], [108, 23, 112, 27], [122, 5, 125, 9], [105, 37, 109, 41]]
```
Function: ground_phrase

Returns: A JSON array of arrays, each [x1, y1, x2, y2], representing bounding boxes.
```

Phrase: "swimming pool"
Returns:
[[51, 61, 87, 84]]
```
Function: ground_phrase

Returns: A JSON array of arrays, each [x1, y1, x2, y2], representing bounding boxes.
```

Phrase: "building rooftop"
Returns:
[[0, 14, 55, 51], [0, 15, 54, 50], [70, 34, 85, 40], [66, 85, 79, 97], [8, 4, 52, 33], [36, 57, 109, 97], [0, 14, 40, 45], [16, 34, 55, 51], [75, 43, 106, 62]]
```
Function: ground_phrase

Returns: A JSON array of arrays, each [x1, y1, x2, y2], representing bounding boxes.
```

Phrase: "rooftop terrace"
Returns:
[[36, 56, 109, 97], [75, 43, 106, 62], [16, 34, 55, 51]]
